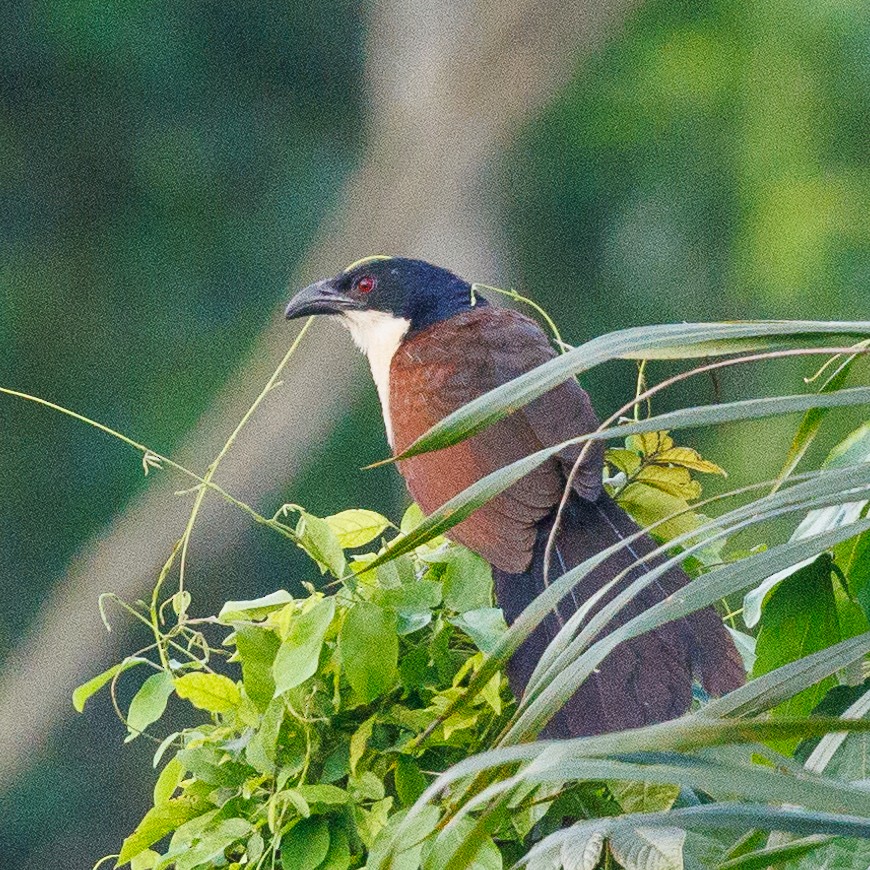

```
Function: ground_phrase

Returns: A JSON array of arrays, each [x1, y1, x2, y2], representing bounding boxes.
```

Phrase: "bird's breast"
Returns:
[[341, 310, 411, 446]]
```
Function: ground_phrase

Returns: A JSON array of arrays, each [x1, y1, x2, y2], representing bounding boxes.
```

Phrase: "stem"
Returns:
[[0, 387, 295, 541], [471, 283, 569, 353], [174, 317, 314, 599]]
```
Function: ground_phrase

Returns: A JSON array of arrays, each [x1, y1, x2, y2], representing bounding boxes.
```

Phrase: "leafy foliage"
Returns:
[[76, 419, 870, 870], [38, 310, 867, 869], [83, 505, 515, 870]]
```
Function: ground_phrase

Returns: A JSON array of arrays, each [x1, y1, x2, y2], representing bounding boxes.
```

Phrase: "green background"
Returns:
[[1, 0, 867, 865]]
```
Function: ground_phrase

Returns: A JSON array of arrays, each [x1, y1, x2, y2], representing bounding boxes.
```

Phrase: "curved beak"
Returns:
[[284, 279, 360, 320]]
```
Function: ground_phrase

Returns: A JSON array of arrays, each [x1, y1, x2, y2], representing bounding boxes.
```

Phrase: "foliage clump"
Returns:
[[56, 320, 870, 870], [81, 504, 517, 870], [80, 432, 750, 870]]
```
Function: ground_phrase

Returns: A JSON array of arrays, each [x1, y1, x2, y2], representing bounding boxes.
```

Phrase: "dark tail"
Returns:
[[492, 493, 745, 737]]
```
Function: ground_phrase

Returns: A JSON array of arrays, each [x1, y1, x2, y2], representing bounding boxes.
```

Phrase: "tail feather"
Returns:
[[492, 493, 745, 738]]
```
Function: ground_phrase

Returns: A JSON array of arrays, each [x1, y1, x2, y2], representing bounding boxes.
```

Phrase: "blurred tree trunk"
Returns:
[[0, 0, 639, 784]]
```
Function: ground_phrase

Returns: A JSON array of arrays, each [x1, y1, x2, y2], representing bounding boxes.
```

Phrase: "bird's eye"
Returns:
[[356, 275, 375, 294]]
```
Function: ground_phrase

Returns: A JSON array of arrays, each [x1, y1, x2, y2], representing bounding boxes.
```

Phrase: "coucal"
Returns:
[[285, 257, 744, 737]]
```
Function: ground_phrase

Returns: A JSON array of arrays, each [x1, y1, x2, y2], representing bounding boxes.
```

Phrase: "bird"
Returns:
[[284, 256, 744, 737]]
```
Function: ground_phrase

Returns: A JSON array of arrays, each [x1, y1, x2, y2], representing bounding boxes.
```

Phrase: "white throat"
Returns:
[[340, 310, 411, 446]]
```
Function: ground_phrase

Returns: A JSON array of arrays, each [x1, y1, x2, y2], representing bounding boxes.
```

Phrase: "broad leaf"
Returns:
[[449, 608, 508, 654], [325, 508, 391, 548], [174, 817, 251, 869], [233, 624, 279, 709], [126, 671, 175, 741], [73, 657, 147, 712], [272, 596, 335, 695], [442, 549, 493, 612], [292, 507, 346, 577], [609, 781, 679, 815], [744, 419, 870, 626], [752, 557, 841, 729], [340, 602, 398, 703], [153, 756, 184, 806], [218, 590, 293, 622], [173, 672, 241, 714], [280, 816, 330, 870], [608, 825, 685, 870], [117, 798, 204, 865]]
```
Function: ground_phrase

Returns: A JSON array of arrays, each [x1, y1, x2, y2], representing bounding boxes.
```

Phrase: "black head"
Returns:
[[284, 257, 486, 333]]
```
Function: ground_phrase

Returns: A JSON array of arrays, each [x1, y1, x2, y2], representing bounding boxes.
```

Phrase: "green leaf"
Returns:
[[340, 602, 399, 703], [826, 419, 870, 467], [558, 830, 606, 870], [654, 445, 727, 476], [152, 731, 179, 768], [608, 781, 679, 814], [320, 827, 351, 870], [400, 502, 426, 533], [395, 755, 428, 807], [608, 826, 685, 870], [842, 529, 870, 621], [247, 831, 265, 863], [281, 816, 330, 870], [295, 784, 350, 807], [176, 818, 252, 869], [349, 716, 375, 776], [351, 770, 386, 802], [245, 696, 285, 774], [367, 806, 440, 870], [173, 672, 241, 714], [744, 419, 870, 627], [72, 657, 146, 712], [772, 350, 865, 487], [616, 481, 706, 544], [218, 589, 293, 622], [272, 596, 335, 695], [632, 463, 702, 500], [295, 508, 346, 577], [375, 577, 442, 617], [716, 836, 832, 869], [117, 798, 204, 865], [234, 625, 279, 710], [396, 321, 870, 460], [356, 797, 395, 849], [449, 608, 508, 654], [726, 627, 757, 673], [442, 549, 492, 612], [325, 508, 391, 548], [153, 756, 184, 806], [752, 556, 841, 731], [422, 816, 502, 870], [126, 671, 175, 741], [130, 850, 160, 870]]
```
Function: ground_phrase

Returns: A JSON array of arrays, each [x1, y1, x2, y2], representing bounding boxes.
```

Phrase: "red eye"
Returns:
[[356, 275, 375, 294]]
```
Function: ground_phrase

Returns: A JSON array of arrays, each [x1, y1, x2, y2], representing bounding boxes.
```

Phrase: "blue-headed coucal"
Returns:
[[284, 256, 744, 737]]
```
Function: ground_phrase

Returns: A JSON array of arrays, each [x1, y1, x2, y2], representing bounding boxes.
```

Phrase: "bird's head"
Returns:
[[284, 257, 485, 343]]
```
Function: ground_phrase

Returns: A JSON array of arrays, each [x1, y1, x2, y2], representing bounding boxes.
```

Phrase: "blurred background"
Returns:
[[1, 0, 867, 865]]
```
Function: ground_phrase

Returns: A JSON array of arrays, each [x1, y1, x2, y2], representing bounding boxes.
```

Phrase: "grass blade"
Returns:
[[396, 321, 870, 459]]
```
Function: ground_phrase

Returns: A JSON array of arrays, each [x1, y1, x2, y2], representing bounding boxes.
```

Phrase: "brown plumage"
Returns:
[[390, 307, 744, 737]]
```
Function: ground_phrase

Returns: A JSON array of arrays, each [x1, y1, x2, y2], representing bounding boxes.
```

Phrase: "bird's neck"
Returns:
[[341, 310, 411, 447]]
